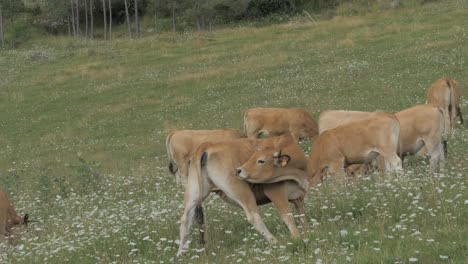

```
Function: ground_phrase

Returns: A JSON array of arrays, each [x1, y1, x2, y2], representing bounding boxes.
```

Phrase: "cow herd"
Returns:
[[0, 77, 462, 253], [166, 77, 463, 256]]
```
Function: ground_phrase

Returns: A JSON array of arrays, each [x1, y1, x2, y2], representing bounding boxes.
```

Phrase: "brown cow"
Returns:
[[319, 106, 447, 174], [395, 104, 446, 173], [426, 77, 463, 135], [244, 107, 318, 143], [0, 188, 29, 242], [237, 113, 402, 185], [166, 129, 242, 185], [176, 135, 310, 256]]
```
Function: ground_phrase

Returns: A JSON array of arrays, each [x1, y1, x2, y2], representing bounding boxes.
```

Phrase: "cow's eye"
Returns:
[[257, 159, 265, 164]]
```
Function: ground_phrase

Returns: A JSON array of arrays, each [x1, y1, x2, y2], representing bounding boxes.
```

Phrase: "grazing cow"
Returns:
[[312, 112, 402, 179], [319, 106, 447, 174], [0, 188, 29, 242], [426, 77, 463, 134], [395, 104, 446, 173], [244, 107, 318, 143], [166, 129, 242, 185], [177, 135, 310, 256], [237, 113, 402, 186], [318, 110, 392, 176]]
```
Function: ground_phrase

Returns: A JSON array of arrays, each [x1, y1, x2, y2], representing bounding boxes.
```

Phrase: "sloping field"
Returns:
[[0, 1, 466, 263]]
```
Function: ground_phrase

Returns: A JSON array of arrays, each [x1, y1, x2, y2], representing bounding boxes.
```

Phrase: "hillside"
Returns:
[[0, 0, 466, 262]]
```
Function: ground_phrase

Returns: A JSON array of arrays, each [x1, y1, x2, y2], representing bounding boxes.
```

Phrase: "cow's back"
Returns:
[[426, 77, 452, 107], [318, 110, 375, 134], [169, 129, 242, 157]]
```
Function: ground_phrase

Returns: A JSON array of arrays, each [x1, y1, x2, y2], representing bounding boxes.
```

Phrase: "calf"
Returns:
[[166, 129, 242, 185], [177, 135, 309, 256], [244, 107, 318, 143]]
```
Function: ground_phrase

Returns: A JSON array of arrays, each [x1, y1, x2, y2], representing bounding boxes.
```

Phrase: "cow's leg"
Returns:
[[212, 175, 277, 244], [290, 131, 301, 144], [327, 159, 346, 178], [264, 183, 300, 238], [427, 141, 445, 174], [292, 197, 309, 231], [383, 153, 403, 174], [0, 212, 6, 244], [177, 173, 211, 257], [443, 107, 453, 136], [239, 200, 277, 243], [245, 122, 261, 139], [458, 107, 464, 125]]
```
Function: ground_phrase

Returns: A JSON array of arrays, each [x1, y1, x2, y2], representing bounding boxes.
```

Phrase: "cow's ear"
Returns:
[[280, 155, 291, 167], [23, 214, 29, 226]]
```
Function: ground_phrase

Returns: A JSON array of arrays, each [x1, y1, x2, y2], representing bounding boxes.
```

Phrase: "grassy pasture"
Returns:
[[0, 0, 467, 263]]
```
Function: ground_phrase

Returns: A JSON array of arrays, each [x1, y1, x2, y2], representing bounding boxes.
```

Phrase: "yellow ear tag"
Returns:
[[281, 159, 288, 167]]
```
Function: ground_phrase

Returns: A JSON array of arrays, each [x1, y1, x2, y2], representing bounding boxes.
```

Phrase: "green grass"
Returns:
[[0, 0, 467, 263]]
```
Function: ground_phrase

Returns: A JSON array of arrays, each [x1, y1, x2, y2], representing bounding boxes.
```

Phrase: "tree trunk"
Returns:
[[0, 7, 5, 48], [196, 17, 200, 31], [134, 0, 139, 39], [172, 2, 176, 33], [102, 0, 107, 40], [90, 0, 94, 38], [201, 15, 206, 31], [84, 0, 88, 37], [108, 0, 112, 40], [153, 6, 158, 33], [124, 0, 132, 39], [70, 0, 76, 37], [76, 0, 81, 36], [67, 14, 71, 37]]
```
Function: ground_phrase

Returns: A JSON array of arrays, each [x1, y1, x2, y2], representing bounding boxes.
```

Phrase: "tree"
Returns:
[[0, 5, 4, 48], [146, 0, 159, 33], [0, 0, 25, 46], [84, 0, 88, 37], [124, 0, 132, 38], [101, 0, 106, 39], [90, 0, 94, 38], [108, 0, 112, 40], [171, 0, 175, 32], [134, 0, 139, 38], [75, 0, 80, 36], [70, 0, 76, 36]]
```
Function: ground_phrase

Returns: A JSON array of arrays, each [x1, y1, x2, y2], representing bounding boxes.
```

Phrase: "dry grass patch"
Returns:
[[170, 52, 289, 83]]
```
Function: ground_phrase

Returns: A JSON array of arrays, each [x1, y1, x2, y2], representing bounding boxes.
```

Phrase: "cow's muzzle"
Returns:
[[236, 168, 248, 179]]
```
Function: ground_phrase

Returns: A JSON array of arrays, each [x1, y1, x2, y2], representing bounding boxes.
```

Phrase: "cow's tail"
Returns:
[[447, 78, 457, 129], [190, 144, 209, 204], [243, 109, 249, 137], [166, 131, 177, 174], [193, 147, 208, 245], [438, 107, 448, 155]]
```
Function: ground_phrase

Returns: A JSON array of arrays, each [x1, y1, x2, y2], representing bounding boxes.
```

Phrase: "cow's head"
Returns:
[[236, 148, 291, 183]]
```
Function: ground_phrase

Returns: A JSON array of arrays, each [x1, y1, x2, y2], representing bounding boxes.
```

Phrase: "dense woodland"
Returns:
[[0, 0, 442, 48]]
